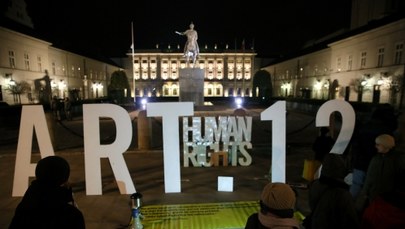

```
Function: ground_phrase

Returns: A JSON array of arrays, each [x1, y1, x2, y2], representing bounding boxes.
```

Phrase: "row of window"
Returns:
[[7, 50, 108, 81], [355, 43, 403, 69], [275, 42, 403, 81], [133, 57, 252, 81]]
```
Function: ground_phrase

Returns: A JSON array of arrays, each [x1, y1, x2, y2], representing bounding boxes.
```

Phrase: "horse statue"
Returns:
[[176, 22, 200, 67], [184, 43, 199, 67]]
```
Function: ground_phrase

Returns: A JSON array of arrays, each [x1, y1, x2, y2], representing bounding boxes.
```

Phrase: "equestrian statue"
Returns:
[[175, 22, 199, 67]]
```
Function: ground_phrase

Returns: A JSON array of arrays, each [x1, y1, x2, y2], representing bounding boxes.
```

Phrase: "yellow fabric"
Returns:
[[141, 201, 258, 228], [138, 201, 304, 228], [302, 159, 321, 181]]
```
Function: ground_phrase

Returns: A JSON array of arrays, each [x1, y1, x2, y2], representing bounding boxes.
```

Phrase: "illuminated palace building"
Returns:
[[123, 47, 256, 98], [260, 1, 405, 110], [263, 14, 405, 108]]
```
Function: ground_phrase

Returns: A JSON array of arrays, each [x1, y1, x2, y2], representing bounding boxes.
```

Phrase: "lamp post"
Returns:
[[131, 21, 136, 104]]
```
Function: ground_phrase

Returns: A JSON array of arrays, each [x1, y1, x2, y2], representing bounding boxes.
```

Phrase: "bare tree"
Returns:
[[6, 80, 31, 104]]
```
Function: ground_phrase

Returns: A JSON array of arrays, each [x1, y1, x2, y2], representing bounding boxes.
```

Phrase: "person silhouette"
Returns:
[[306, 153, 360, 229], [64, 97, 72, 121], [175, 22, 199, 66], [355, 134, 402, 216], [349, 104, 398, 200], [9, 156, 85, 229], [312, 127, 335, 162]]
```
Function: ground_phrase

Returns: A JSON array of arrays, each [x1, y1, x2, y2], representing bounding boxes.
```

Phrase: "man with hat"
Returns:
[[9, 156, 85, 228], [245, 182, 299, 228]]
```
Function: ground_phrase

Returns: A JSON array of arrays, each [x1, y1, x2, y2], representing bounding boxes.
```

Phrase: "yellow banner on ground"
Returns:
[[141, 201, 259, 229]]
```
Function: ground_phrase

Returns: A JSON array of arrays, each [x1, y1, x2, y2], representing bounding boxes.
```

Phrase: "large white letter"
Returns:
[[13, 105, 55, 196], [261, 101, 286, 183], [316, 100, 355, 154], [83, 104, 134, 195], [147, 102, 193, 193]]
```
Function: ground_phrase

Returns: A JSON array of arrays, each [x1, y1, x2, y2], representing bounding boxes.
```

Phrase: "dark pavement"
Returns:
[[1, 104, 404, 229]]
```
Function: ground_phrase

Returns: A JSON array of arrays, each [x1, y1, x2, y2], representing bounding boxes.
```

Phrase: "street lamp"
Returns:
[[141, 98, 147, 110], [377, 77, 384, 86], [5, 73, 15, 86], [235, 97, 243, 108]]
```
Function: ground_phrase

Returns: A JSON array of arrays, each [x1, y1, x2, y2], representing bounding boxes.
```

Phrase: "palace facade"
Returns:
[[1, 0, 404, 110], [261, 1, 405, 109], [120, 48, 256, 99], [0, 26, 121, 105], [0, 25, 257, 105]]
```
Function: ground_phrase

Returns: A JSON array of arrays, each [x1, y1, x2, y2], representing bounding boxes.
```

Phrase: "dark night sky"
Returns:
[[24, 0, 352, 58]]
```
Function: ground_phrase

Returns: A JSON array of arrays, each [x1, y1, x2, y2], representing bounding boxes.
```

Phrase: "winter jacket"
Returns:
[[308, 177, 359, 229], [361, 190, 405, 229], [9, 180, 85, 229], [361, 150, 402, 201], [245, 212, 299, 229]]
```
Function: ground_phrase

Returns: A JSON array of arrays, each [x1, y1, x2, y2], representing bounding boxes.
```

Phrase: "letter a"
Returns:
[[12, 105, 55, 196]]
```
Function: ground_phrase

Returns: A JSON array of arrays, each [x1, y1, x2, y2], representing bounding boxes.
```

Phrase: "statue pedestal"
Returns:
[[179, 68, 205, 106]]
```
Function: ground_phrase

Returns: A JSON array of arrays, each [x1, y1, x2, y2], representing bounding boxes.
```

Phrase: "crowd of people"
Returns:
[[245, 104, 404, 229], [51, 96, 72, 121]]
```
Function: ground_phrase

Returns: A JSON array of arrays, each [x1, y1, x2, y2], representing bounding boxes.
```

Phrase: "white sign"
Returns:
[[83, 104, 135, 195], [146, 102, 194, 193], [182, 116, 252, 167], [11, 100, 355, 196]]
